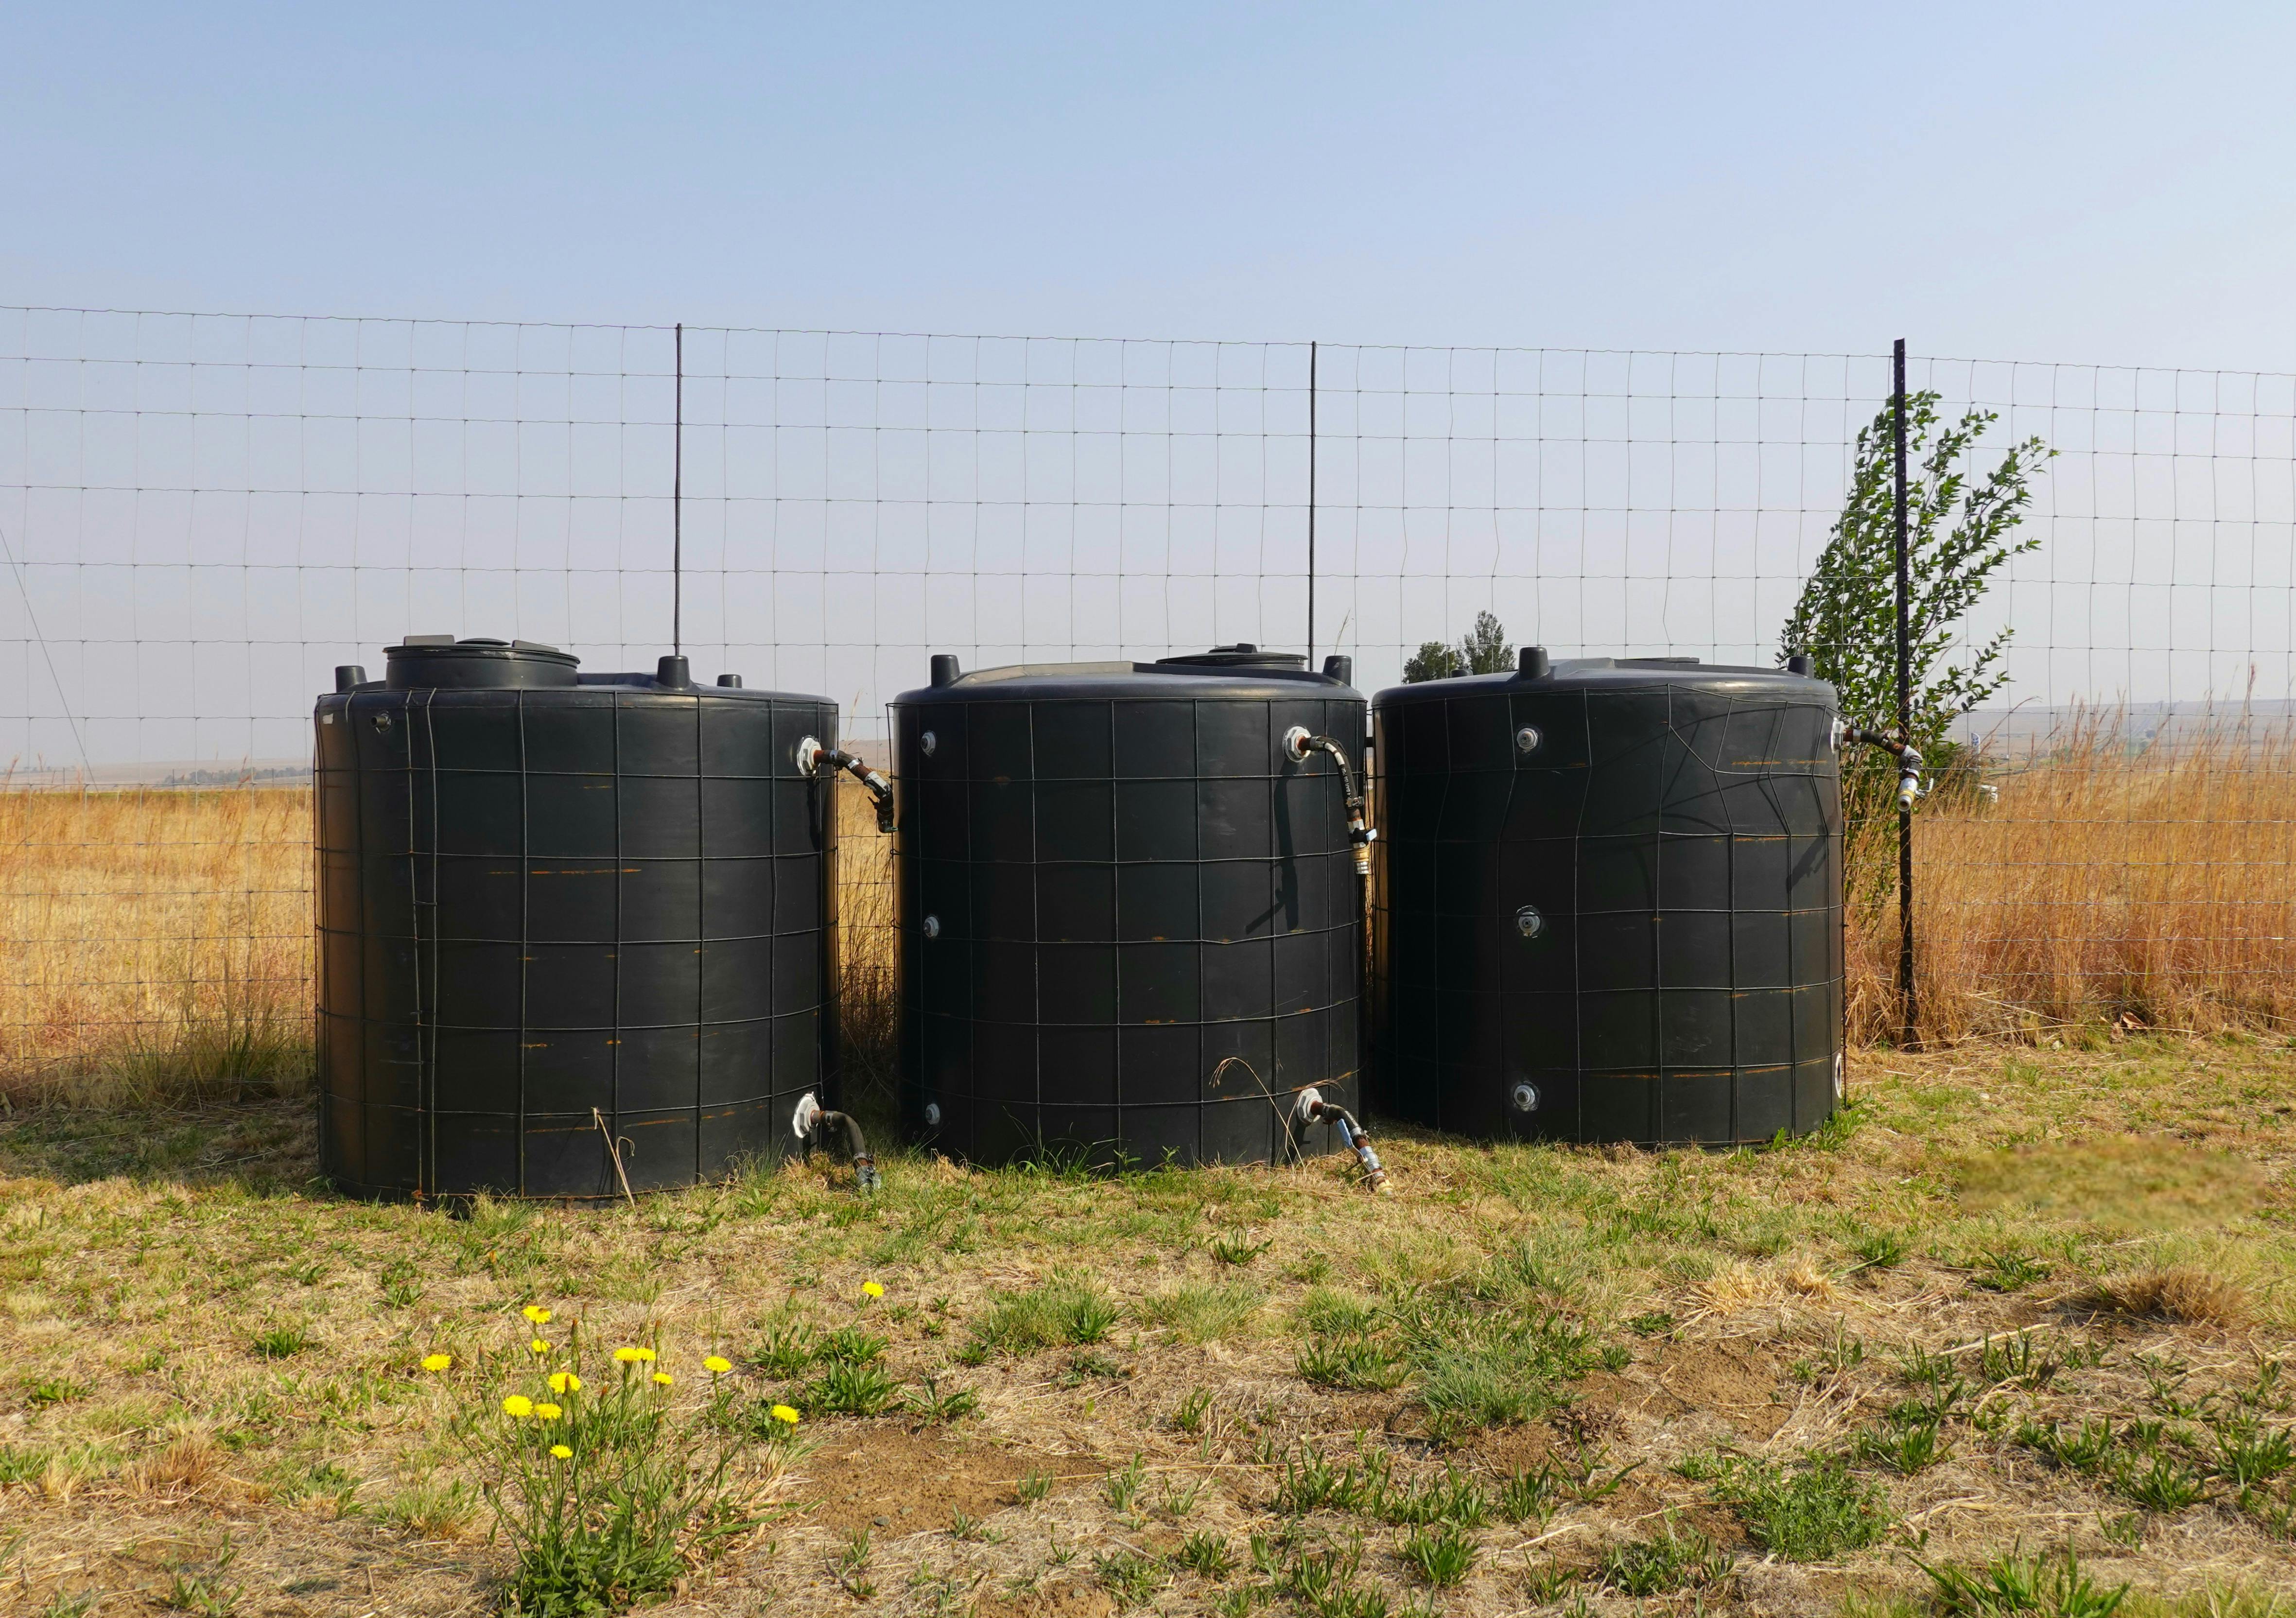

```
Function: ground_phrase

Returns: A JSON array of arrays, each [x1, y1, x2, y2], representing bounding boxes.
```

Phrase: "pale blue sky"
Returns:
[[5, 3, 2296, 766], [5, 2, 2293, 366]]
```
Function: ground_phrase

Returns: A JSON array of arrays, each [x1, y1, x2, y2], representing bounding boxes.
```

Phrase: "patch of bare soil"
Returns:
[[791, 1424, 1082, 1538], [1630, 1339, 1791, 1439], [0, 1496, 491, 1617], [974, 1579, 1119, 1618]]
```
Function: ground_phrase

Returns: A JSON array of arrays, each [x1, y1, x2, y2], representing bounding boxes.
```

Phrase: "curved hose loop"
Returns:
[[1282, 726, 1375, 875], [1289, 1086, 1391, 1193], [792, 1090, 881, 1195], [1839, 720, 1926, 813], [797, 736, 895, 833]]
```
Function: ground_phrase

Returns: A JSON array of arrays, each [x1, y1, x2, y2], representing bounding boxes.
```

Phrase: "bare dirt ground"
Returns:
[[3, 1038, 2294, 1617]]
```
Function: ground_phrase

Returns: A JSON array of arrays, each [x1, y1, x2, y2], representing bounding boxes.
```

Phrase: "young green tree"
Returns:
[[1782, 392, 2050, 754], [1404, 610, 1513, 682]]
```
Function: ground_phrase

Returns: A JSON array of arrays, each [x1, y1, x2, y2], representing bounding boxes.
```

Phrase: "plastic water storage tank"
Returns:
[[1370, 651, 1844, 1145], [891, 647, 1370, 1166], [314, 637, 868, 1198]]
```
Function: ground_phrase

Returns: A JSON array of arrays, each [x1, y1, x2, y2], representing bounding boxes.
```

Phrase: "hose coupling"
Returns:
[[1284, 727, 1374, 871], [1840, 722, 1926, 812], [798, 737, 897, 833], [1292, 1087, 1392, 1194], [792, 1090, 882, 1195]]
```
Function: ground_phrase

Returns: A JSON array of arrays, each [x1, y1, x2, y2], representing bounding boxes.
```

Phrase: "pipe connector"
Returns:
[[798, 736, 897, 833], [1840, 721, 1926, 812], [1284, 727, 1376, 875], [792, 1090, 881, 1195], [1293, 1087, 1392, 1194]]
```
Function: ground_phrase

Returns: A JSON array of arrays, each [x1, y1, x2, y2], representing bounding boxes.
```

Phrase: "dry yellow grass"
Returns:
[[1848, 720, 2296, 1043], [5, 718, 2295, 1099]]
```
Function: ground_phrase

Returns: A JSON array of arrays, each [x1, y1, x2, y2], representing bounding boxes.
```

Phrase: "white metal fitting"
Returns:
[[1282, 725, 1313, 762], [791, 1090, 823, 1140], [1516, 904, 1544, 939], [1292, 1086, 1325, 1122], [795, 735, 825, 777], [1511, 1081, 1541, 1113], [1515, 725, 1541, 755], [921, 914, 941, 939], [923, 1101, 942, 1128], [921, 729, 938, 756]]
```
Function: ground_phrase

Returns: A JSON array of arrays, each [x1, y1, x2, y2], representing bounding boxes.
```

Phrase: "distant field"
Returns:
[[3, 730, 2293, 1101], [1, 1041, 2292, 1613]]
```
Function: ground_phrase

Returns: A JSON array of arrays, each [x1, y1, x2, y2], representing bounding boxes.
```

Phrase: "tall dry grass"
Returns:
[[0, 784, 313, 1105], [1847, 715, 2296, 1042], [5, 722, 2293, 1104]]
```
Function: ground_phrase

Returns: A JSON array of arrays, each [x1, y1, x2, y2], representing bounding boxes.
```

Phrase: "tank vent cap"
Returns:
[[1512, 1081, 1541, 1113], [1516, 905, 1545, 939], [716, 673, 744, 688], [1518, 645, 1551, 679], [334, 664, 366, 694], [930, 653, 963, 687], [1786, 651, 1815, 676]]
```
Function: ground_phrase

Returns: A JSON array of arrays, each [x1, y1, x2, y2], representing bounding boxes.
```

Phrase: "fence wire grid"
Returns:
[[4, 304, 2295, 1089]]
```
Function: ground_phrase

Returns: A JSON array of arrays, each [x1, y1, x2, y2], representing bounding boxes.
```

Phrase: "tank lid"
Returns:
[[384, 636, 581, 690], [1154, 644, 1309, 670]]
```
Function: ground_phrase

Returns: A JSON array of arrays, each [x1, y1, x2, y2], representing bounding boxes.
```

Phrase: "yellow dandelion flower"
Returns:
[[550, 1444, 573, 1460], [652, 1371, 674, 1387], [502, 1395, 534, 1418], [548, 1372, 581, 1394], [770, 1403, 801, 1425], [703, 1356, 733, 1375], [861, 1280, 885, 1299], [522, 1305, 552, 1325], [528, 1338, 550, 1355], [420, 1353, 452, 1373], [535, 1402, 563, 1421]]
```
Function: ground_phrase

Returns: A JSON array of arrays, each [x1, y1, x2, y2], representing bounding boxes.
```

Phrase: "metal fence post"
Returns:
[[1893, 337, 1917, 1046]]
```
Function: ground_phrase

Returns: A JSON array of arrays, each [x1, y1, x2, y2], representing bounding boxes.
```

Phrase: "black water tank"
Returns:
[[891, 647, 1368, 1166], [314, 637, 846, 1198], [1370, 654, 1844, 1145]]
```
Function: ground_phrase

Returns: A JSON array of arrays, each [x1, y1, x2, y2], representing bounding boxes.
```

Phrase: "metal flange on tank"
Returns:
[[1370, 645, 1847, 1147], [313, 636, 892, 1200]]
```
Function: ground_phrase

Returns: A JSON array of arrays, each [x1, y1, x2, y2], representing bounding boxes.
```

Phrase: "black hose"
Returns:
[[807, 1107, 881, 1195], [1292, 732, 1376, 875], [815, 746, 896, 833], [1291, 1093, 1391, 1193]]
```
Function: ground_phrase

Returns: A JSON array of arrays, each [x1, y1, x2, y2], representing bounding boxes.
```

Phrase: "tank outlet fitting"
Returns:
[[922, 1101, 942, 1129], [1515, 725, 1541, 756], [1294, 1089, 1392, 1194], [921, 729, 938, 756], [797, 736, 896, 833], [1511, 1081, 1541, 1113], [1516, 905, 1544, 939], [792, 1089, 880, 1195], [1284, 727, 1375, 874], [921, 914, 940, 939], [1840, 722, 1926, 812]]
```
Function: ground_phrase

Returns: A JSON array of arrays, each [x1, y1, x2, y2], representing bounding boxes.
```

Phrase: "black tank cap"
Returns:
[[930, 653, 963, 687], [384, 636, 581, 691], [656, 654, 691, 688], [1156, 644, 1309, 670], [716, 673, 744, 688], [1519, 645, 1552, 678]]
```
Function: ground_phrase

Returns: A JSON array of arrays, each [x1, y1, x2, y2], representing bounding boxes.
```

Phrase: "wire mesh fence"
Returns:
[[3, 304, 2292, 1096]]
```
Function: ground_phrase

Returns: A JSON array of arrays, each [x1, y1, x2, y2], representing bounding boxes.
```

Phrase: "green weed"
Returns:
[[1399, 1522, 1477, 1587], [1598, 1514, 1731, 1596], [1921, 1545, 2128, 1618], [1706, 1452, 1893, 1560], [1180, 1531, 1237, 1579]]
